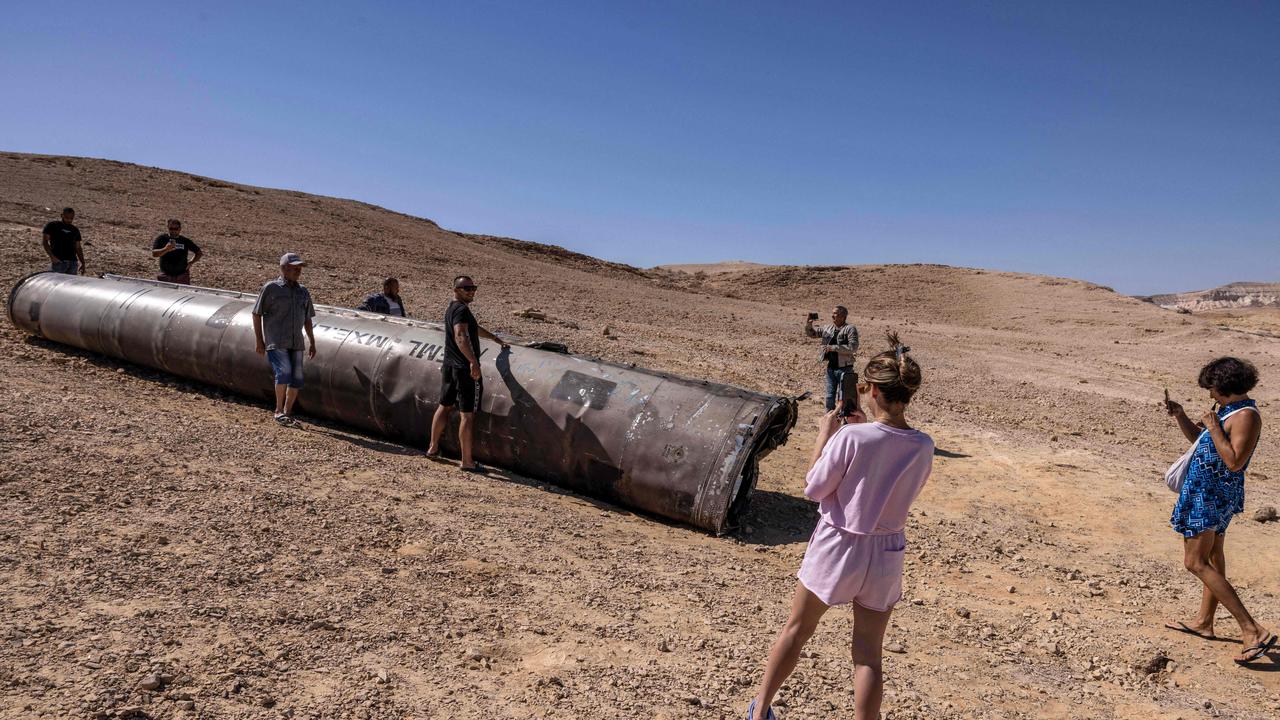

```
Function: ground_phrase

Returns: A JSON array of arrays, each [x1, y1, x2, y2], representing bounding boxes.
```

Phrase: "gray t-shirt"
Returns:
[[252, 278, 315, 351]]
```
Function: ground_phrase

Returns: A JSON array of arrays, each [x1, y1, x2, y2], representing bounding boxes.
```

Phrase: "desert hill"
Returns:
[[1146, 282, 1280, 312], [653, 260, 773, 275], [2, 152, 1279, 719]]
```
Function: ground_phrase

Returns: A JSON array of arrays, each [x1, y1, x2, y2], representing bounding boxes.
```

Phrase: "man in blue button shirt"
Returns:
[[252, 252, 317, 426]]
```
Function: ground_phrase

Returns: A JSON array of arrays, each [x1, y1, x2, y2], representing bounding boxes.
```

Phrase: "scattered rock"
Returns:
[[1135, 652, 1171, 675], [1253, 506, 1278, 523], [138, 674, 162, 691], [886, 642, 906, 654], [955, 607, 971, 619]]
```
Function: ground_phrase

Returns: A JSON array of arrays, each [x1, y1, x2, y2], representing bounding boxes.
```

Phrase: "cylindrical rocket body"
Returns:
[[8, 273, 796, 532]]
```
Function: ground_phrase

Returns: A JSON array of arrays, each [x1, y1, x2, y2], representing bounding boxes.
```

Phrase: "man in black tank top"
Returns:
[[427, 275, 509, 472]]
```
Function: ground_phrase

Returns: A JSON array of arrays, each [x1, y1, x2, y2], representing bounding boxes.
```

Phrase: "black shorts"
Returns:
[[440, 365, 483, 413]]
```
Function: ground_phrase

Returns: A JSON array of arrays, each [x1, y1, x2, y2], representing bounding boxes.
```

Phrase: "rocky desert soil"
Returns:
[[2, 152, 1279, 720]]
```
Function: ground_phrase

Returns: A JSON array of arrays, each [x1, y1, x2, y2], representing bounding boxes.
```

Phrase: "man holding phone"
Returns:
[[805, 306, 860, 413], [151, 219, 202, 284]]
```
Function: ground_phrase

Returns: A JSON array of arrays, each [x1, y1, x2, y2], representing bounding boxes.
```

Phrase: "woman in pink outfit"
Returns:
[[748, 332, 933, 720]]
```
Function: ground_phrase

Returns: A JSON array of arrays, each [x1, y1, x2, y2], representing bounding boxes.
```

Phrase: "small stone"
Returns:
[[177, 700, 195, 711], [955, 607, 970, 619], [886, 642, 906, 654], [657, 639, 671, 652], [1135, 652, 1170, 675], [376, 669, 389, 684], [1252, 506, 1278, 523], [1007, 585, 1016, 593], [138, 674, 162, 691], [465, 647, 485, 661]]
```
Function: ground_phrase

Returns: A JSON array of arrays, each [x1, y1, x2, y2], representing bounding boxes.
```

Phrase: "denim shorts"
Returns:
[[267, 349, 305, 388], [50, 260, 78, 275]]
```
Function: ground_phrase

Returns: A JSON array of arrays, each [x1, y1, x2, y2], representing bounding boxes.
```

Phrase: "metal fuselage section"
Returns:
[[8, 273, 796, 532]]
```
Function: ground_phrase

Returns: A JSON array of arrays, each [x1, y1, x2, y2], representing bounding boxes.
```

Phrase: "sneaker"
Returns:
[[745, 699, 777, 720]]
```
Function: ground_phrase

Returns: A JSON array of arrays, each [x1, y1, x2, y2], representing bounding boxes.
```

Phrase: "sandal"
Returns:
[[1234, 634, 1277, 664], [1164, 621, 1217, 640]]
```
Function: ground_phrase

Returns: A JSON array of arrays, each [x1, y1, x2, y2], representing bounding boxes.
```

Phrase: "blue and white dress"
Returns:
[[1171, 399, 1260, 537]]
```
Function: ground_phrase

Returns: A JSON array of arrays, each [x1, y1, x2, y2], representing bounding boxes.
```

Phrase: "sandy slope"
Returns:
[[2, 152, 1279, 720]]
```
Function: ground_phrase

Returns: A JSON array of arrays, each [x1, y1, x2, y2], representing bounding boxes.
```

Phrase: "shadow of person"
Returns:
[[484, 347, 627, 506], [735, 490, 820, 546]]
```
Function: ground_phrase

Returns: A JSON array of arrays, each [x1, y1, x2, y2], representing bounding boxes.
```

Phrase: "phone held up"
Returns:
[[807, 312, 819, 321]]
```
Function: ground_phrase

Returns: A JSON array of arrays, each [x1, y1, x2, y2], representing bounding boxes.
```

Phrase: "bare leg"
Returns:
[[1194, 533, 1226, 631], [459, 412, 476, 468], [751, 583, 830, 720], [427, 404, 452, 454], [273, 384, 287, 415], [1168, 532, 1222, 637], [851, 602, 893, 720], [283, 387, 300, 416], [1183, 532, 1270, 656]]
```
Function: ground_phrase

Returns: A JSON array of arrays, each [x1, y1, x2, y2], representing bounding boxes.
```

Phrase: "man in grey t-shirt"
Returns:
[[252, 252, 317, 426]]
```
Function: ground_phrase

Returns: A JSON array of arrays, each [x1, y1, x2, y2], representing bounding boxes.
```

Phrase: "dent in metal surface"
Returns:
[[8, 272, 797, 533]]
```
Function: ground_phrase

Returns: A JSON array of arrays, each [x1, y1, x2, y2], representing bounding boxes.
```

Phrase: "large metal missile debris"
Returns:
[[8, 273, 797, 532]]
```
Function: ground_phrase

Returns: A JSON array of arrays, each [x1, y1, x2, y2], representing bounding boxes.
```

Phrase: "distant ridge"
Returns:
[[1141, 281, 1280, 311], [652, 261, 773, 274]]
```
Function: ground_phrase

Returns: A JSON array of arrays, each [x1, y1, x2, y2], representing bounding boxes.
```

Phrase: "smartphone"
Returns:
[[808, 312, 819, 320]]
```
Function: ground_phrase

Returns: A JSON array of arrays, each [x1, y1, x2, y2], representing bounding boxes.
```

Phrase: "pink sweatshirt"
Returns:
[[803, 422, 935, 535]]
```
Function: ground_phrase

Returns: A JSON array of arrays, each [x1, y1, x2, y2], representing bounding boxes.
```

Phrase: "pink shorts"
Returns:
[[797, 522, 906, 611]]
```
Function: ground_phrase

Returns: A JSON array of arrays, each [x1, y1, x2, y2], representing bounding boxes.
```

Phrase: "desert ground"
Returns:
[[2, 152, 1279, 720]]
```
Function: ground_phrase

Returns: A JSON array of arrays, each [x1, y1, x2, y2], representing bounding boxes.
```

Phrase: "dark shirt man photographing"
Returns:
[[151, 219, 203, 284], [427, 275, 508, 472]]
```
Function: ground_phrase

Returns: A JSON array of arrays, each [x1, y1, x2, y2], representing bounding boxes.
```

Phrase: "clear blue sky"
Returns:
[[2, 1, 1277, 294]]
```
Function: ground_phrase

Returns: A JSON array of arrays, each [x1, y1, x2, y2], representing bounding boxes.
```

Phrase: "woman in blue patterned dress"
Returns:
[[1163, 357, 1271, 663]]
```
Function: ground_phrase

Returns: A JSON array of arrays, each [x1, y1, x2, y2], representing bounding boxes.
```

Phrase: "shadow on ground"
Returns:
[[735, 489, 819, 547]]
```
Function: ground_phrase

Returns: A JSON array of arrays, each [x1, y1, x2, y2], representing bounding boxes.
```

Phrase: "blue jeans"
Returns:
[[267, 349, 305, 388], [50, 260, 78, 275], [825, 366, 851, 411]]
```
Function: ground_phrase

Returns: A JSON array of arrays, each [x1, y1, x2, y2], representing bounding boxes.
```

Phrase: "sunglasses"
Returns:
[[457, 285, 478, 291]]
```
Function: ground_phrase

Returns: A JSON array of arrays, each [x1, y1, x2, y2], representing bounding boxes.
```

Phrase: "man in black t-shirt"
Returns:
[[426, 275, 509, 472], [42, 207, 85, 275], [151, 219, 203, 284]]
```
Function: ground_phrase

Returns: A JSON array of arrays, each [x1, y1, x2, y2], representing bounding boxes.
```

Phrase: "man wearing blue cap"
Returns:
[[252, 252, 317, 426]]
